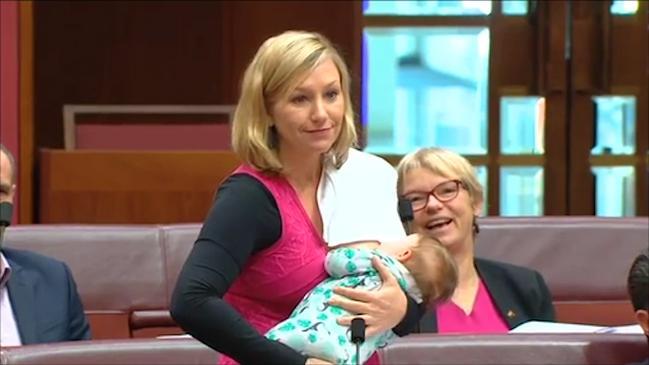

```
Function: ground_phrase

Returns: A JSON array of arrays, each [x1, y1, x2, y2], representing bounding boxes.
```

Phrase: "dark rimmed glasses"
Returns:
[[403, 179, 464, 212]]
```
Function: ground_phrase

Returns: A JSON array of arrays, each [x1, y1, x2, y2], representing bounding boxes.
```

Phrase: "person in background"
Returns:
[[627, 248, 649, 365], [0, 144, 91, 346], [266, 234, 458, 365], [396, 147, 555, 333], [170, 31, 423, 365]]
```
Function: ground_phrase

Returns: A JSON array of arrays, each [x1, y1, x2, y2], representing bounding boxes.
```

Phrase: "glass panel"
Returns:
[[363, 0, 491, 16], [592, 166, 635, 216], [502, 0, 528, 15], [591, 96, 636, 155], [610, 0, 639, 15], [500, 96, 545, 154], [474, 165, 488, 216], [500, 166, 544, 216], [363, 27, 490, 155]]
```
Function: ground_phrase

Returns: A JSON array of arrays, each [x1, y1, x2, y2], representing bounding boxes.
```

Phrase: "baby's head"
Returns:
[[382, 234, 458, 306]]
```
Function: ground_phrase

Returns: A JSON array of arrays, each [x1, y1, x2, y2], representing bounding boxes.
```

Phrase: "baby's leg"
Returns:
[[267, 314, 338, 362]]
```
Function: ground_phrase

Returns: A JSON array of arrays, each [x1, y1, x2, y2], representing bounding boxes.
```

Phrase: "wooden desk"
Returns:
[[40, 149, 241, 223]]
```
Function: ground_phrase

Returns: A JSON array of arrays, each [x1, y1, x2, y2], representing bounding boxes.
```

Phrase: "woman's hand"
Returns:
[[305, 357, 334, 365], [328, 256, 407, 337]]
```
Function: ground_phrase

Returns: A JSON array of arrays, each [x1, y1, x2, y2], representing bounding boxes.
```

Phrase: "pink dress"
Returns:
[[436, 279, 509, 334], [220, 166, 381, 364]]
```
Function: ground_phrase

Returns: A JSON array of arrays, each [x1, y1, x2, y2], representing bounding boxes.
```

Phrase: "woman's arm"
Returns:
[[170, 174, 307, 365], [327, 256, 422, 337]]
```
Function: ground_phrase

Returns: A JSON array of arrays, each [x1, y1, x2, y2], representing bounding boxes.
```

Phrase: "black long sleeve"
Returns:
[[170, 174, 307, 365], [394, 297, 426, 336]]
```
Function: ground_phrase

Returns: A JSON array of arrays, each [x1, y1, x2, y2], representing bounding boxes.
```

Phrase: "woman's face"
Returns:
[[269, 58, 344, 161], [401, 167, 482, 253]]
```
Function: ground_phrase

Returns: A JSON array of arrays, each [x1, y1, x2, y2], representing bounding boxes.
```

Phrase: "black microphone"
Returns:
[[397, 198, 414, 234], [0, 202, 12, 248], [0, 202, 12, 227], [351, 317, 366, 365]]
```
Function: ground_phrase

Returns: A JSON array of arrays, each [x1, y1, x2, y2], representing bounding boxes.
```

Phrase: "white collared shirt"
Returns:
[[0, 252, 22, 347], [318, 148, 406, 247]]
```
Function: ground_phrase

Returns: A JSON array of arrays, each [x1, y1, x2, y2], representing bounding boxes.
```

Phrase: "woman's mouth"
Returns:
[[426, 218, 453, 232], [306, 127, 332, 134]]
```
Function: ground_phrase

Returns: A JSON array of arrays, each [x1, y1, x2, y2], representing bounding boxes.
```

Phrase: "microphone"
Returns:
[[0, 202, 13, 249], [351, 317, 366, 365], [0, 202, 12, 227], [397, 198, 414, 234]]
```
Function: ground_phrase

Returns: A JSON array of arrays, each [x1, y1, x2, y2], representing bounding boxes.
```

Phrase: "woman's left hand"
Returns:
[[328, 256, 407, 337]]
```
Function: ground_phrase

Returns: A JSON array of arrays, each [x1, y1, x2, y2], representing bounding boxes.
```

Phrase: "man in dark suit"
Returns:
[[627, 249, 649, 365], [0, 144, 91, 346]]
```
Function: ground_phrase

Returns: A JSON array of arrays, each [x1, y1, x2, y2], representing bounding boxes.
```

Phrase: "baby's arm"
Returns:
[[325, 246, 379, 279]]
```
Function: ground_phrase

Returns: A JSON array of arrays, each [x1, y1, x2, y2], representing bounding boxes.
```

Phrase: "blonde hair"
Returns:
[[396, 147, 484, 207], [403, 234, 458, 306], [231, 31, 357, 172]]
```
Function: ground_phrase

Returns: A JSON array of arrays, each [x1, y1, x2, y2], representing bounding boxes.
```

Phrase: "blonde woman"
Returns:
[[397, 147, 555, 333], [171, 31, 422, 365]]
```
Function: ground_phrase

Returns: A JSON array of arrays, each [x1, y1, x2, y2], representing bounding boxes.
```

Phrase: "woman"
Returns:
[[396, 147, 555, 333], [170, 31, 421, 365]]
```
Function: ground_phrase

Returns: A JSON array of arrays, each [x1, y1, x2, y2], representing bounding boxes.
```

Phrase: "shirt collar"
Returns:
[[0, 252, 12, 288]]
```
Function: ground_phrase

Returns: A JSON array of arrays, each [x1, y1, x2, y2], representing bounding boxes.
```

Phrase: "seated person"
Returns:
[[0, 144, 91, 346], [266, 234, 458, 365], [627, 248, 649, 365], [396, 147, 555, 333]]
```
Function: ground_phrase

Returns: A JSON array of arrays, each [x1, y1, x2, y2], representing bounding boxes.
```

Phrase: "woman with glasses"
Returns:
[[396, 147, 555, 333]]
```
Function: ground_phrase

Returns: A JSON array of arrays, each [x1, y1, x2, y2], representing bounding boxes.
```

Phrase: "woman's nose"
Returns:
[[425, 193, 444, 211], [311, 99, 327, 122]]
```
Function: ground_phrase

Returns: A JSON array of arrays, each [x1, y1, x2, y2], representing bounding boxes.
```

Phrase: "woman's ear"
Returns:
[[472, 195, 484, 217]]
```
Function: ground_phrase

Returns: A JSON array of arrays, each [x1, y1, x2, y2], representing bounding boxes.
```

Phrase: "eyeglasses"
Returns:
[[403, 179, 464, 212]]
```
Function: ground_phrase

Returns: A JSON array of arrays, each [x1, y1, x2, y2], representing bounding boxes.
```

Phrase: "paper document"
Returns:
[[156, 334, 193, 339], [509, 321, 643, 334]]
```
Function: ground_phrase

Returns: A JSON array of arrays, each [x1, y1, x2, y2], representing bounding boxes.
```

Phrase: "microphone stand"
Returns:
[[398, 198, 414, 234], [351, 317, 366, 365]]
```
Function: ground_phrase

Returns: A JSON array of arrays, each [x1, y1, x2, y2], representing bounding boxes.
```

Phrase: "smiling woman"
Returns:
[[397, 147, 556, 333]]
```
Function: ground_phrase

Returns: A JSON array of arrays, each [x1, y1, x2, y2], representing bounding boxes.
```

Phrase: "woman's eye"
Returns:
[[291, 95, 307, 104], [410, 195, 424, 202], [325, 90, 339, 100]]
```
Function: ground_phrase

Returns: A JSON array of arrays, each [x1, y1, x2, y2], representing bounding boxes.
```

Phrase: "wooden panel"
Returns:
[[30, 1, 359, 224], [554, 301, 636, 326], [542, 1, 569, 215], [19, 1, 34, 223], [87, 312, 130, 340], [487, 12, 539, 215], [40, 150, 241, 224], [33, 1, 226, 150], [223, 1, 358, 105], [568, 1, 648, 215]]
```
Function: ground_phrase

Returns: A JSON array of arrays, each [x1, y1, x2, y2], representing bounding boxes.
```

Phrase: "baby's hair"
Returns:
[[404, 234, 458, 306]]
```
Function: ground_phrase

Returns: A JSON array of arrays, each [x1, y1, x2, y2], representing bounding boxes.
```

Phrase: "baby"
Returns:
[[266, 234, 458, 365]]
